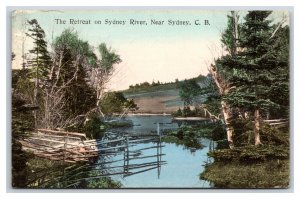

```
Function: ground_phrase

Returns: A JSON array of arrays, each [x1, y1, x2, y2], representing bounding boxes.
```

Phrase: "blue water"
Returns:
[[105, 115, 213, 188], [112, 115, 179, 134], [111, 141, 212, 188]]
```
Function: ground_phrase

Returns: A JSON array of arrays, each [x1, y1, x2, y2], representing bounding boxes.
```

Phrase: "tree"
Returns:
[[26, 19, 52, 96], [266, 25, 289, 118], [222, 11, 289, 146], [178, 79, 201, 107], [221, 11, 241, 55], [91, 43, 121, 119], [26, 19, 52, 129], [42, 29, 97, 129], [208, 11, 241, 148], [100, 92, 138, 119]]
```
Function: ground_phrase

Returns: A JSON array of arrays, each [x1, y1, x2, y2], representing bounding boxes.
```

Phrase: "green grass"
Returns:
[[200, 160, 289, 188], [200, 121, 290, 188]]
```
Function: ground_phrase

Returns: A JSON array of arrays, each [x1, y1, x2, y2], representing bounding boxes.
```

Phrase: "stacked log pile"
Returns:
[[20, 129, 98, 163]]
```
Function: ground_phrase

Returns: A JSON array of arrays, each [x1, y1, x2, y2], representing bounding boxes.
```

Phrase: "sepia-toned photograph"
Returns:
[[10, 8, 290, 189]]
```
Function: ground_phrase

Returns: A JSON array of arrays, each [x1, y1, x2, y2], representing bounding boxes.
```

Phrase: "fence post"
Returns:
[[126, 136, 129, 173]]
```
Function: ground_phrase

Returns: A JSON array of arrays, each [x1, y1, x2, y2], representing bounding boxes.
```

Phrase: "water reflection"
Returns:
[[31, 115, 214, 188], [106, 115, 213, 188]]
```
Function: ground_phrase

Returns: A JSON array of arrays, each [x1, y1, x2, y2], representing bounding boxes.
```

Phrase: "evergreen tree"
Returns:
[[266, 25, 290, 118], [26, 19, 52, 128], [222, 11, 289, 145], [221, 11, 241, 56], [26, 19, 52, 87]]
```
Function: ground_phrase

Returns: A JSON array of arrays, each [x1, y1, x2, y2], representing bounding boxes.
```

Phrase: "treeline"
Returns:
[[125, 74, 210, 96], [126, 80, 177, 94]]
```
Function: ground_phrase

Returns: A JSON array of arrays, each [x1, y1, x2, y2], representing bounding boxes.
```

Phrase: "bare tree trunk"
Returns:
[[33, 36, 40, 131], [209, 63, 235, 149], [254, 109, 261, 146], [44, 91, 49, 129], [96, 89, 105, 119], [221, 101, 234, 149]]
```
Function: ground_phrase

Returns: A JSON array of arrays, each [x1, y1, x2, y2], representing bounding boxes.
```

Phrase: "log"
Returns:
[[83, 137, 125, 146], [33, 133, 82, 141], [27, 137, 80, 146], [269, 122, 288, 126], [263, 119, 288, 122], [37, 129, 86, 140]]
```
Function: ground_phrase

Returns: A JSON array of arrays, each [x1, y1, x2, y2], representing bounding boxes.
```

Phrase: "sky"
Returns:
[[11, 9, 288, 91]]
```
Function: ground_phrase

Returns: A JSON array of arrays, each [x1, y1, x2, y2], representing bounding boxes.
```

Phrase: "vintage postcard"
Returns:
[[11, 8, 290, 189]]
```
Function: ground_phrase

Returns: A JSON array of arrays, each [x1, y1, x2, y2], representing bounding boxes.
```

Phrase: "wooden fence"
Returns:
[[22, 129, 165, 188]]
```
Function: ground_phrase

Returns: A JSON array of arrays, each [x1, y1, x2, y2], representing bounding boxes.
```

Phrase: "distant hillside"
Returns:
[[125, 89, 183, 114], [122, 75, 210, 114]]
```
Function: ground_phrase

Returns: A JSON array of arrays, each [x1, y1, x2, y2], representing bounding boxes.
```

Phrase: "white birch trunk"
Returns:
[[221, 101, 234, 149], [254, 109, 261, 146]]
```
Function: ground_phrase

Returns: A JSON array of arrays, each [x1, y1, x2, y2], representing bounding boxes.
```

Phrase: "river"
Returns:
[[101, 115, 214, 188]]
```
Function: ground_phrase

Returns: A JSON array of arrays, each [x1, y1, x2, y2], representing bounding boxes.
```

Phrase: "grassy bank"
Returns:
[[200, 160, 289, 188], [200, 121, 290, 188]]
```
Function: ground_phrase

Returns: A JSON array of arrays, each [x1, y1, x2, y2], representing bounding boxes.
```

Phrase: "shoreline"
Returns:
[[173, 117, 211, 121], [127, 113, 172, 116], [125, 113, 211, 121]]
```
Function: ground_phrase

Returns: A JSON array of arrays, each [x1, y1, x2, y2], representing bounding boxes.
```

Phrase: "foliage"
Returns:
[[163, 123, 219, 149], [208, 122, 289, 162], [12, 20, 126, 188], [94, 43, 122, 118], [11, 91, 35, 187], [23, 157, 122, 188], [126, 81, 178, 94], [222, 11, 289, 115], [26, 19, 52, 80], [98, 43, 121, 71], [200, 160, 289, 188], [209, 11, 290, 148], [172, 108, 183, 117], [52, 29, 97, 120], [178, 79, 201, 106], [100, 91, 138, 118], [172, 106, 211, 118], [209, 145, 289, 163], [221, 11, 241, 56], [84, 177, 122, 188], [83, 114, 106, 139], [162, 134, 203, 149]]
